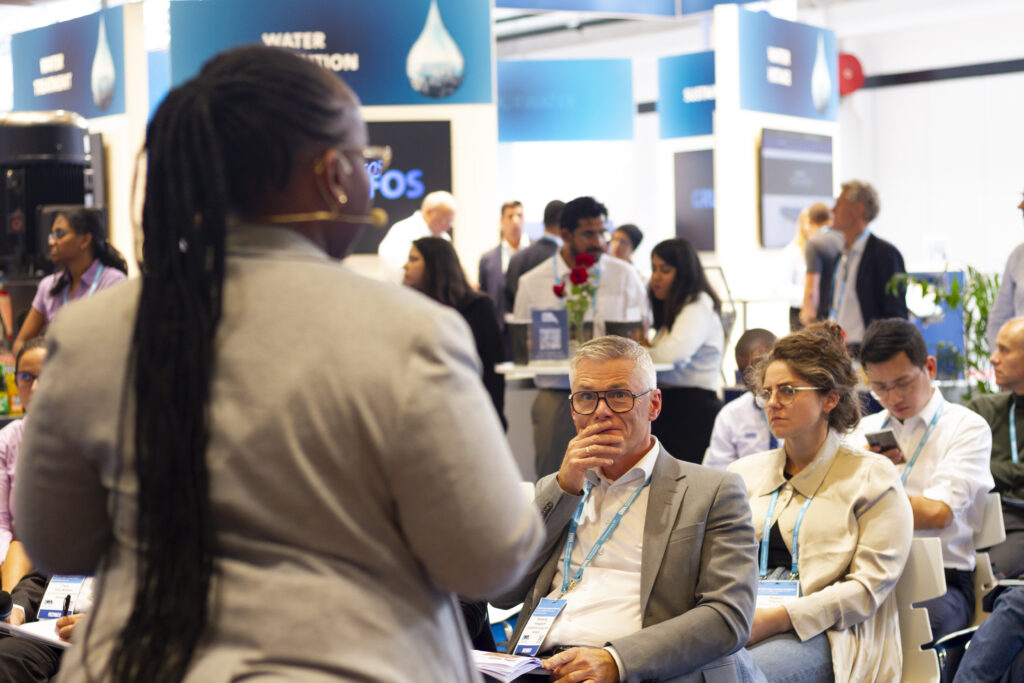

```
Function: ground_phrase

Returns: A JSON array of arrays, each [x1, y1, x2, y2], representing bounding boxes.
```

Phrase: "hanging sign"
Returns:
[[658, 51, 715, 138]]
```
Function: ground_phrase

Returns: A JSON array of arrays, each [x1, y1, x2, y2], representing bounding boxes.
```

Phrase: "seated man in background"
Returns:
[[968, 316, 1024, 578], [0, 571, 86, 682], [703, 328, 778, 470], [492, 336, 758, 683], [857, 319, 993, 641]]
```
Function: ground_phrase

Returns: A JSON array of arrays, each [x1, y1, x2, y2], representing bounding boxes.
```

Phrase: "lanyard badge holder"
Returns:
[[881, 401, 944, 484], [756, 488, 812, 609]]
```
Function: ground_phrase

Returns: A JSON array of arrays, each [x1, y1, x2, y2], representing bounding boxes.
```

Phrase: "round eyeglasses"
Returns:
[[569, 388, 652, 415], [868, 368, 925, 402], [754, 385, 820, 409]]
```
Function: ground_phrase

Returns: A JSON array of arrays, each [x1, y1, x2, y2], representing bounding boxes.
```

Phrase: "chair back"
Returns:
[[896, 537, 946, 682], [974, 492, 1006, 549]]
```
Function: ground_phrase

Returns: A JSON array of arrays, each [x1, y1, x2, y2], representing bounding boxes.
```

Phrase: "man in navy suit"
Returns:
[[816, 179, 907, 351], [478, 201, 527, 336], [505, 200, 565, 313]]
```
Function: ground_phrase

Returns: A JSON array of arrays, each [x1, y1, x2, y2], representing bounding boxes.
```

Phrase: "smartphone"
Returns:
[[865, 429, 899, 453]]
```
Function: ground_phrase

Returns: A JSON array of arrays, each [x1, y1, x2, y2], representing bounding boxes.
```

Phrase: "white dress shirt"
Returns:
[[377, 211, 449, 275], [500, 236, 529, 272], [647, 292, 724, 391], [702, 392, 781, 471], [542, 440, 660, 655], [830, 229, 869, 343], [857, 388, 994, 570]]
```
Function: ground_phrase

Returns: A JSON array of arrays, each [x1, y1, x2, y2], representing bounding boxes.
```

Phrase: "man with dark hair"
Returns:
[[513, 197, 649, 479], [967, 316, 1024, 578], [478, 201, 527, 336], [857, 318, 992, 642], [817, 181, 908, 347], [505, 200, 565, 312], [703, 328, 778, 470], [492, 337, 758, 683]]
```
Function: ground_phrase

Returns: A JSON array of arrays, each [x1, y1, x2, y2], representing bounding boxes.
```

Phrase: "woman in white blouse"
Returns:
[[729, 322, 913, 682], [646, 237, 725, 463]]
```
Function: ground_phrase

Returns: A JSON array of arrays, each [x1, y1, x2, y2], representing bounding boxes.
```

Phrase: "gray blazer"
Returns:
[[16, 226, 544, 682], [497, 450, 758, 683]]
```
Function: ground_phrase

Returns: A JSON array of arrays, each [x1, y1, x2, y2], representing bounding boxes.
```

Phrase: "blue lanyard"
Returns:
[[881, 400, 944, 484], [560, 473, 652, 596], [62, 263, 105, 306], [829, 230, 869, 320], [759, 486, 813, 578], [1011, 396, 1019, 465]]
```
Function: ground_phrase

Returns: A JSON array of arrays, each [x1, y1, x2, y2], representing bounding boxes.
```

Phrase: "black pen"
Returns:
[[61, 594, 70, 618]]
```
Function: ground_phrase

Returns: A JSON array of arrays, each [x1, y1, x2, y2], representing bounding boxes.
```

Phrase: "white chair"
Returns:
[[897, 537, 946, 682], [971, 492, 1006, 627]]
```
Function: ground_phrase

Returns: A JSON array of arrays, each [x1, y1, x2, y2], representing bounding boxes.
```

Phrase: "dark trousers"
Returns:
[[651, 387, 723, 464], [987, 506, 1024, 579], [920, 568, 975, 642], [0, 635, 62, 683]]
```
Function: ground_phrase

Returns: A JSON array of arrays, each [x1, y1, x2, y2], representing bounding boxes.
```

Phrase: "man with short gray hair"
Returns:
[[493, 336, 759, 683], [817, 179, 907, 348]]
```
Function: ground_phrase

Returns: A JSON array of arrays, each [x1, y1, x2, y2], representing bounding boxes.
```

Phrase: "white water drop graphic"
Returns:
[[91, 13, 116, 110], [810, 33, 832, 115], [406, 0, 464, 99]]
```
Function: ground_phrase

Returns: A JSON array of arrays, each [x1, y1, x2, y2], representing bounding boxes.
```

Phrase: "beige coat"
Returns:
[[16, 226, 544, 682], [729, 430, 913, 682]]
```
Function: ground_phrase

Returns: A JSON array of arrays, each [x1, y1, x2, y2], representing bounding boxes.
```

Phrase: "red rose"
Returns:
[[553, 283, 567, 298], [569, 268, 589, 285], [576, 253, 596, 268]]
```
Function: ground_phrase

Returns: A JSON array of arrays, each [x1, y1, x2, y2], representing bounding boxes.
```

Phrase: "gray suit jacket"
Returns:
[[497, 449, 758, 683], [16, 226, 544, 682]]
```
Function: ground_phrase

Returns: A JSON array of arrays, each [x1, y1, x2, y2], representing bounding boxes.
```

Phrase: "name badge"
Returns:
[[756, 579, 801, 609], [513, 598, 566, 656], [38, 575, 93, 620]]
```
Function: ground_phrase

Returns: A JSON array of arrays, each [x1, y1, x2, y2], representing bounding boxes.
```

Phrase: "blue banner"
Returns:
[[498, 59, 633, 142], [147, 50, 170, 121], [169, 0, 491, 105], [738, 9, 838, 121], [658, 52, 715, 138], [497, 0, 674, 15], [11, 7, 126, 117]]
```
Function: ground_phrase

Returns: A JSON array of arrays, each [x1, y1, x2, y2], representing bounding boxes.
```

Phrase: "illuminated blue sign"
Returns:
[[371, 169, 426, 201], [658, 51, 715, 138]]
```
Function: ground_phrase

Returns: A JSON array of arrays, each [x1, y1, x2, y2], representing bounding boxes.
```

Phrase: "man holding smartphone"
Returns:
[[856, 318, 993, 643]]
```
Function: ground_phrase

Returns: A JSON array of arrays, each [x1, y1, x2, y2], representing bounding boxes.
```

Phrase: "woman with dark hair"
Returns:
[[729, 322, 912, 682], [15, 45, 541, 683], [646, 237, 724, 463], [13, 208, 128, 354], [405, 237, 506, 427]]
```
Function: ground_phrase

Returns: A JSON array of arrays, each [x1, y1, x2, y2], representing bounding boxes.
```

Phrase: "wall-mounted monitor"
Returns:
[[674, 149, 715, 252], [758, 128, 833, 248]]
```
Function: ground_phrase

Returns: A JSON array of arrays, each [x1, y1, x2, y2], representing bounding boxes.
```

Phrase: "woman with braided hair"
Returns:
[[14, 45, 542, 683]]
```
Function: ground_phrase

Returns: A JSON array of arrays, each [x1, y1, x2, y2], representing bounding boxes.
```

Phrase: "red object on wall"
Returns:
[[838, 53, 865, 96]]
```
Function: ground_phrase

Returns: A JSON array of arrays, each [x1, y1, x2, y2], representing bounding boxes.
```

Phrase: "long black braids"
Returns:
[[107, 46, 353, 683]]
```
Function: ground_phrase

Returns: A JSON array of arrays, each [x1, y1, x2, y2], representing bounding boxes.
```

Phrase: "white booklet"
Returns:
[[0, 618, 69, 649], [472, 650, 544, 682]]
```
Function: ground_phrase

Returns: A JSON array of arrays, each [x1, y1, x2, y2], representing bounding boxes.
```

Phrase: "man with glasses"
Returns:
[[857, 318, 992, 642], [817, 180, 908, 352], [512, 197, 649, 479], [967, 316, 1024, 579], [493, 336, 759, 683]]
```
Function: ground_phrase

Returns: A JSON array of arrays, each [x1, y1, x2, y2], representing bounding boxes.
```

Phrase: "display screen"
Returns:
[[759, 128, 833, 248], [351, 120, 452, 255], [674, 149, 715, 252]]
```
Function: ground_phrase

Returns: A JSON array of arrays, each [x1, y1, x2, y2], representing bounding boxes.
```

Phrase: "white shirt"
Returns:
[[377, 211, 450, 275], [647, 292, 724, 391], [830, 229, 869, 343], [500, 236, 529, 273], [702, 392, 781, 470], [857, 388, 994, 570], [542, 440, 661, 653]]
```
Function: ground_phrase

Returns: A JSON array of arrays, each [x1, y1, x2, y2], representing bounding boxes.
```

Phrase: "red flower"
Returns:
[[569, 268, 589, 285], [553, 283, 567, 298], [575, 253, 596, 268]]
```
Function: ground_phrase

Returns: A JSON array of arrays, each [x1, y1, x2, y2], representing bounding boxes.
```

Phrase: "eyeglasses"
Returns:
[[576, 229, 609, 243], [868, 368, 925, 400], [47, 229, 70, 244], [342, 144, 392, 179], [15, 371, 38, 384], [755, 385, 820, 409], [569, 388, 652, 415]]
